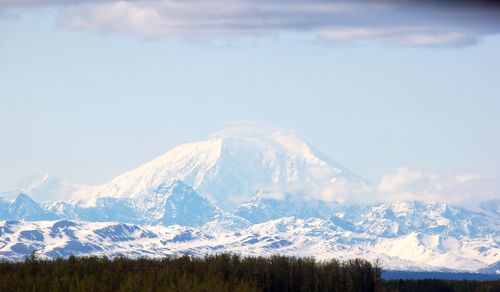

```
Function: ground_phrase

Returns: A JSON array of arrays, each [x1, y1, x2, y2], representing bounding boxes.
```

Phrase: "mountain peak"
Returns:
[[136, 179, 217, 226], [8, 193, 57, 221], [211, 125, 301, 140], [153, 179, 191, 195], [211, 126, 314, 157], [72, 127, 364, 210], [14, 193, 36, 204], [14, 174, 79, 202]]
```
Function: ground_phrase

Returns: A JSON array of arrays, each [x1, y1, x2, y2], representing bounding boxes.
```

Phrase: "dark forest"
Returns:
[[0, 253, 498, 291]]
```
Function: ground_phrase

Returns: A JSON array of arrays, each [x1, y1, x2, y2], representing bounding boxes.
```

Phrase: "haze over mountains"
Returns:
[[1, 127, 498, 273]]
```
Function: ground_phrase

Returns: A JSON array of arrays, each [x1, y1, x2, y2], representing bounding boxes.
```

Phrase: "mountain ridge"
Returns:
[[0, 127, 498, 272]]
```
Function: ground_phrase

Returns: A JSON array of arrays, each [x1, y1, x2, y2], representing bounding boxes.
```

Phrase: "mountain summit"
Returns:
[[72, 127, 363, 210]]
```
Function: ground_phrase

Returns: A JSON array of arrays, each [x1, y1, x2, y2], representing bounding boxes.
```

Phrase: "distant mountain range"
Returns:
[[1, 127, 498, 273]]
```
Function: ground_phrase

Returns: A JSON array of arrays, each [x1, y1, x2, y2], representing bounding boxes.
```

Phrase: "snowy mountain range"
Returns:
[[1, 127, 498, 273]]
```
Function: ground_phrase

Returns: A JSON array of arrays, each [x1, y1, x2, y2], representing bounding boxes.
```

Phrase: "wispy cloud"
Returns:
[[319, 28, 478, 47], [377, 167, 499, 204], [317, 167, 499, 206], [2, 0, 500, 47]]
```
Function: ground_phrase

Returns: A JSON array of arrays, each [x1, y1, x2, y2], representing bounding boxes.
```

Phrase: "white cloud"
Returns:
[[295, 167, 499, 207], [375, 167, 499, 205], [319, 28, 477, 47], [1, 0, 499, 46], [42, 0, 499, 46], [378, 167, 430, 195]]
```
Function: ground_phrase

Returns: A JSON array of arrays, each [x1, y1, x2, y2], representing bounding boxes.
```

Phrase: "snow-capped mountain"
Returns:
[[0, 126, 498, 273], [71, 127, 363, 210], [354, 201, 500, 239], [1, 190, 498, 272], [235, 191, 359, 225], [15, 174, 80, 202], [0, 217, 497, 272], [133, 180, 217, 226], [41, 180, 218, 227], [0, 193, 57, 221]]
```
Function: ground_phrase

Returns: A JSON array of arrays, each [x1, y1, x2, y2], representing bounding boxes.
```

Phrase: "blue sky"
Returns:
[[1, 2, 500, 193]]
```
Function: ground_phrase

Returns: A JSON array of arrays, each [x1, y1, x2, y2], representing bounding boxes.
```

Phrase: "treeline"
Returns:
[[0, 253, 380, 292], [0, 253, 497, 292]]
